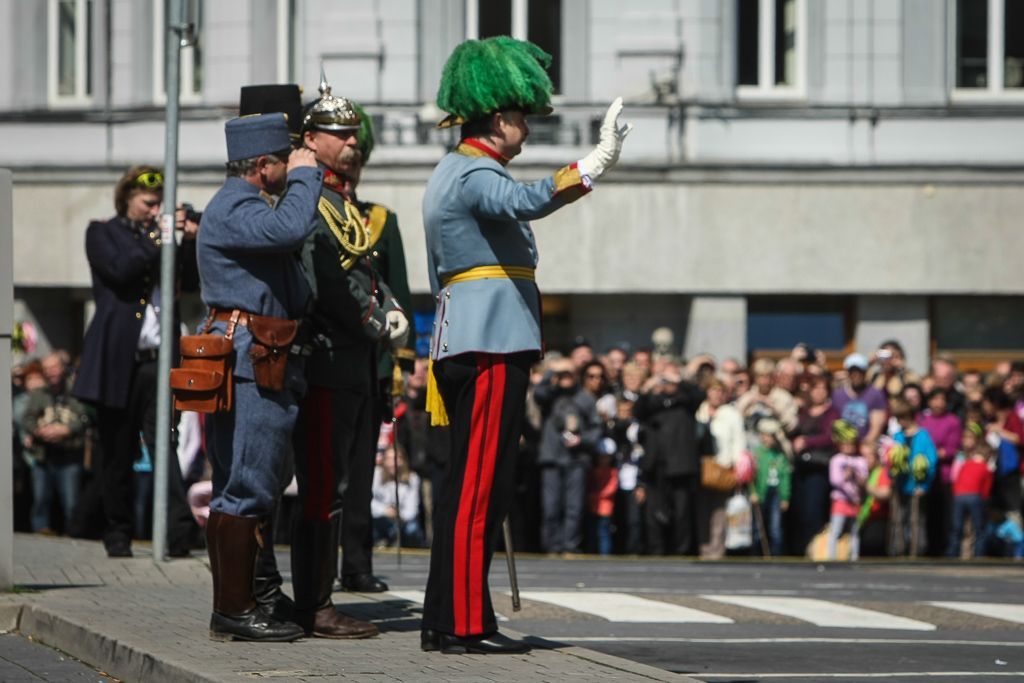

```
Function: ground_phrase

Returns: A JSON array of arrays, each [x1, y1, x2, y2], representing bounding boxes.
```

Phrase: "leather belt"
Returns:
[[211, 309, 250, 326], [209, 309, 310, 357], [135, 348, 159, 363]]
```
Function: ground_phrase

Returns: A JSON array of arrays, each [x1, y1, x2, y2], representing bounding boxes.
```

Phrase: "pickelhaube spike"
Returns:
[[303, 65, 360, 132], [319, 64, 330, 98]]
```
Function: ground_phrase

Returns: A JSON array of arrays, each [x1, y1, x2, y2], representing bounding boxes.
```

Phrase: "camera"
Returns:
[[181, 203, 202, 224]]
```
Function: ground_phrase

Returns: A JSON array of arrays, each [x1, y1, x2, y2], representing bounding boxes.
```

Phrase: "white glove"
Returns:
[[578, 97, 633, 182], [386, 310, 409, 348]]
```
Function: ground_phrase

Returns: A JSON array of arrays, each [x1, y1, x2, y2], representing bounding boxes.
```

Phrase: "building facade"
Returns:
[[3, 0, 1024, 373]]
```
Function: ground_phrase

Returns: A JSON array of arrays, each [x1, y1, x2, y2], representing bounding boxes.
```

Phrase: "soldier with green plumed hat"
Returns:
[[419, 36, 632, 655]]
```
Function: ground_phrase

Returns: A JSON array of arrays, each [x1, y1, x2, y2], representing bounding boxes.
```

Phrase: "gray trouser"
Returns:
[[540, 461, 588, 553], [208, 378, 300, 517]]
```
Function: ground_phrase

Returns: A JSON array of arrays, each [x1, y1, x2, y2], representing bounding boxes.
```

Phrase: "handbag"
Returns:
[[701, 456, 737, 493], [170, 311, 237, 413], [246, 313, 298, 392]]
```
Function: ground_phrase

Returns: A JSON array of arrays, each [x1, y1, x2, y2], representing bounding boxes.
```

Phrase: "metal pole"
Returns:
[[153, 0, 185, 563], [0, 169, 14, 589]]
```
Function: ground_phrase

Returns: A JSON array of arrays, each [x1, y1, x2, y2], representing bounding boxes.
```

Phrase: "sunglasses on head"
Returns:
[[134, 171, 164, 189]]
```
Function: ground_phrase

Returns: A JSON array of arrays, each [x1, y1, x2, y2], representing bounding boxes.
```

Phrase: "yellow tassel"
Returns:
[[425, 358, 450, 427], [391, 363, 404, 398]]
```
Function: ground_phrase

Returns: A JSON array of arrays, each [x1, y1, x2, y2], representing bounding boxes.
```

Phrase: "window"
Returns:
[[933, 296, 1024, 351], [48, 0, 93, 105], [747, 297, 852, 355], [955, 0, 1024, 96], [153, 0, 203, 103], [736, 0, 805, 98], [466, 0, 561, 92]]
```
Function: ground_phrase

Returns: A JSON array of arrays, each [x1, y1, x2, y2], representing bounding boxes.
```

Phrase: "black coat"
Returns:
[[634, 383, 705, 478], [72, 216, 198, 410]]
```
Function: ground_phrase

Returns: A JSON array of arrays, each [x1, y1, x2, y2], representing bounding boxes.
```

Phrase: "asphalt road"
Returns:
[[299, 549, 1024, 682], [0, 633, 115, 682]]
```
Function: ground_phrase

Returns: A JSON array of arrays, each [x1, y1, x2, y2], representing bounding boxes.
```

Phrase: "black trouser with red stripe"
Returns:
[[422, 351, 534, 637]]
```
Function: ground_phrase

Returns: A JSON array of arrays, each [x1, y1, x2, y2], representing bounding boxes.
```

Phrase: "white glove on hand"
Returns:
[[578, 97, 633, 182], [386, 310, 409, 348]]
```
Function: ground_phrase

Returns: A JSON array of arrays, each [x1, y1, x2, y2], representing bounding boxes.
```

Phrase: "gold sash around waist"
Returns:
[[427, 265, 536, 427]]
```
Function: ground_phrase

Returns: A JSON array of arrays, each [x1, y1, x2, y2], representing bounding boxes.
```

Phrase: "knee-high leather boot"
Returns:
[[252, 508, 295, 621], [291, 518, 378, 639], [207, 510, 304, 642]]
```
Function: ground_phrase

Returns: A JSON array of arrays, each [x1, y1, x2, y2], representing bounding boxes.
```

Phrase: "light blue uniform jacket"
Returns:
[[422, 146, 588, 360]]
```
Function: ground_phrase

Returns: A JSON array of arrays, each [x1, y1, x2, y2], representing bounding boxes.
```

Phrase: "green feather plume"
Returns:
[[351, 101, 375, 164], [437, 36, 553, 125]]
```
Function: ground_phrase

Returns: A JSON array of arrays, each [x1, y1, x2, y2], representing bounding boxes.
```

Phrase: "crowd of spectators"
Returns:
[[10, 331, 1024, 561], [392, 334, 1024, 560]]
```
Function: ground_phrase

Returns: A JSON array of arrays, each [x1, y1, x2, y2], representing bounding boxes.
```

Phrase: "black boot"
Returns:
[[207, 511, 304, 642], [291, 518, 378, 639], [253, 514, 295, 621]]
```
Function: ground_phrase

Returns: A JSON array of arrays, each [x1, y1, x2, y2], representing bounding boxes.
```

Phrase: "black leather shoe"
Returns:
[[437, 631, 531, 655], [167, 541, 192, 558], [340, 573, 389, 593], [104, 538, 132, 558], [421, 628, 440, 652], [209, 607, 304, 642]]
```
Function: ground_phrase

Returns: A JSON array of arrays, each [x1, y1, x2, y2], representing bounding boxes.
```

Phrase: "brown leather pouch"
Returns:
[[247, 314, 298, 392], [170, 333, 235, 413]]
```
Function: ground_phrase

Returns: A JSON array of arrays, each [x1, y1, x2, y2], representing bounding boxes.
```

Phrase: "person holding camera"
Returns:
[[72, 165, 199, 559], [534, 358, 604, 555], [634, 363, 706, 555]]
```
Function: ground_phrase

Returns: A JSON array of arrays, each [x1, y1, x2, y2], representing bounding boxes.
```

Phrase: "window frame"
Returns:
[[951, 0, 1024, 102], [152, 0, 202, 105], [47, 0, 94, 107], [735, 0, 807, 102]]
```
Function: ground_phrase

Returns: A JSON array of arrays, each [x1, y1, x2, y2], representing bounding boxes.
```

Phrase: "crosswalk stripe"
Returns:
[[386, 590, 509, 621], [928, 601, 1024, 625], [388, 590, 426, 605], [702, 595, 935, 631], [518, 591, 734, 623]]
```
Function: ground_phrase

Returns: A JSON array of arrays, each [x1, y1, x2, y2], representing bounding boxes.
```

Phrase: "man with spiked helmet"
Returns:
[[287, 70, 408, 639], [420, 36, 631, 654]]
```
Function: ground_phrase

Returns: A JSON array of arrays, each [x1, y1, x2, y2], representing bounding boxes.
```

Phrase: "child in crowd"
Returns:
[[587, 446, 619, 556], [610, 399, 644, 554], [370, 444, 422, 548], [827, 420, 869, 560], [857, 440, 893, 557], [947, 423, 994, 558], [889, 397, 938, 557], [748, 418, 791, 556]]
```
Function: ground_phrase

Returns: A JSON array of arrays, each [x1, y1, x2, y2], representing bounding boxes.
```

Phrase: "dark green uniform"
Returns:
[[361, 200, 416, 398], [291, 173, 400, 628]]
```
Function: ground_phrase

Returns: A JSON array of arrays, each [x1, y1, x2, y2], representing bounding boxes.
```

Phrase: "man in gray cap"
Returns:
[[197, 112, 320, 642], [234, 83, 305, 625]]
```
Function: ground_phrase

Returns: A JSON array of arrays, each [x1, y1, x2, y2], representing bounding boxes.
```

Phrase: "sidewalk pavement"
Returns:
[[1, 535, 693, 682]]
